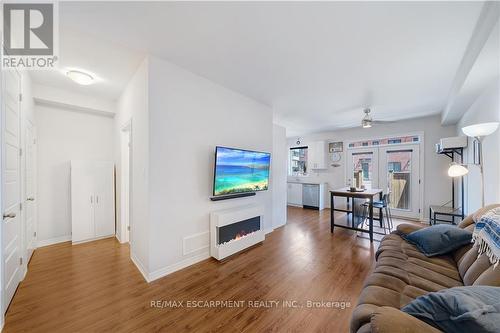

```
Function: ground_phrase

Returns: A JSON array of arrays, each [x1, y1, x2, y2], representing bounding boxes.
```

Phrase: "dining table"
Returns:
[[330, 187, 384, 242]]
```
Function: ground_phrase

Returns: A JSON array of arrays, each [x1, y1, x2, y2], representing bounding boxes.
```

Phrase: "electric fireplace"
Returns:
[[210, 205, 265, 260]]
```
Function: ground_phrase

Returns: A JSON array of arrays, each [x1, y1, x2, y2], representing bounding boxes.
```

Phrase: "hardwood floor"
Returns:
[[4, 207, 415, 333]]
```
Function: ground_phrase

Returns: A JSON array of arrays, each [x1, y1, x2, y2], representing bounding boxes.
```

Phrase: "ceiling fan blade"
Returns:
[[372, 120, 397, 124]]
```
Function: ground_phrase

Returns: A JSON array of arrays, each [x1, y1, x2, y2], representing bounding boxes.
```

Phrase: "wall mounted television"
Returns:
[[212, 146, 271, 198]]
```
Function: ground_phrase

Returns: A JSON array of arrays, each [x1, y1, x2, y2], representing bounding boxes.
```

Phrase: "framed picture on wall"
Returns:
[[329, 141, 343, 153]]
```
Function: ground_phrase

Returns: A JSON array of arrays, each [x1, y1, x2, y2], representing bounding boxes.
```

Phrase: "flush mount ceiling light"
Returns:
[[66, 70, 94, 85]]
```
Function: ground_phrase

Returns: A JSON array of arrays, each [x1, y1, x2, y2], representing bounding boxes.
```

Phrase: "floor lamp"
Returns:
[[448, 122, 499, 208]]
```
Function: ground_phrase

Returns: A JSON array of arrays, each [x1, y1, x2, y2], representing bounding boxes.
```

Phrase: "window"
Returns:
[[361, 162, 370, 180], [348, 135, 420, 149], [388, 162, 401, 172], [289, 147, 308, 175]]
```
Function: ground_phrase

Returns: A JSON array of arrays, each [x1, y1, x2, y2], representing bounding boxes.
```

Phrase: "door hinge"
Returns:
[[127, 225, 130, 231], [34, 231, 36, 237], [19, 94, 22, 102], [419, 179, 421, 184], [19, 203, 22, 210], [19, 257, 23, 265], [19, 148, 22, 156], [419, 208, 421, 213]]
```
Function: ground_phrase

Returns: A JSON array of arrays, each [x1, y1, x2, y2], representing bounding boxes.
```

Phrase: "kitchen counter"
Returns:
[[287, 181, 327, 209]]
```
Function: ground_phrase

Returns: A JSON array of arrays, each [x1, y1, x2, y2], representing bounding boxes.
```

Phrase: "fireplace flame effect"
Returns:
[[218, 230, 258, 247], [234, 230, 247, 240]]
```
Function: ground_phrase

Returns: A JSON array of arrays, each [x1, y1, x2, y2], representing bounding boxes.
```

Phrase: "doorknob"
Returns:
[[27, 197, 35, 201], [3, 212, 16, 220]]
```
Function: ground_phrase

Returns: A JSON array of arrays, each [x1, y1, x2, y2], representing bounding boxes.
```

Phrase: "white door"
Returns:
[[120, 127, 131, 243], [70, 161, 95, 242], [346, 148, 379, 189], [379, 145, 421, 219], [2, 70, 22, 311], [93, 162, 115, 238], [25, 121, 37, 261], [347, 144, 421, 219]]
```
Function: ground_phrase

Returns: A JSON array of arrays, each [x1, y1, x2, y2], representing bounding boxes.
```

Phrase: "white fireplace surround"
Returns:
[[210, 204, 265, 260]]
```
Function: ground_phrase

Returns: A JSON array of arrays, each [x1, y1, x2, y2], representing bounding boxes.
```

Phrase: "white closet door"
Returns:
[[93, 162, 115, 238], [71, 161, 95, 242], [2, 69, 22, 312]]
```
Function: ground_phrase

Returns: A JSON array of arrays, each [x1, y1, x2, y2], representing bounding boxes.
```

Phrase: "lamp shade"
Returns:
[[448, 163, 469, 177], [462, 122, 499, 137]]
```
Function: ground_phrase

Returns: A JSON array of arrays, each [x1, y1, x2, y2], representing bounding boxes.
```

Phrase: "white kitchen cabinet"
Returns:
[[309, 141, 327, 170], [71, 161, 115, 243], [287, 182, 303, 206]]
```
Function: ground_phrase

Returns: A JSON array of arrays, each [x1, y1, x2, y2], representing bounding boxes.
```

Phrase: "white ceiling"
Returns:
[[34, 2, 488, 135], [30, 27, 145, 101], [443, 20, 499, 124]]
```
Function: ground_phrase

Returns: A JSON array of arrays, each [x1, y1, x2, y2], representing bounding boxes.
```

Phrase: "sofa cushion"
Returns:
[[403, 224, 472, 257], [371, 306, 442, 333], [401, 286, 500, 333]]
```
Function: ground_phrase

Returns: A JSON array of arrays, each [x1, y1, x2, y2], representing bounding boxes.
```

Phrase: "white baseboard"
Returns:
[[264, 228, 274, 235], [37, 235, 71, 248], [115, 233, 123, 243], [130, 251, 149, 282], [148, 251, 210, 282], [72, 234, 115, 245], [272, 222, 286, 229]]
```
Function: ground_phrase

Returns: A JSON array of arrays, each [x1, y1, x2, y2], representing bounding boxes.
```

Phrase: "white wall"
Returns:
[[287, 115, 457, 218], [114, 58, 150, 273], [147, 56, 273, 276], [36, 104, 114, 245], [457, 80, 500, 213], [272, 124, 287, 228], [33, 84, 115, 116]]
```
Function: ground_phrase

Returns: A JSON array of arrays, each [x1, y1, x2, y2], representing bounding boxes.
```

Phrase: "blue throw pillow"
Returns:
[[402, 286, 500, 333], [404, 224, 472, 256]]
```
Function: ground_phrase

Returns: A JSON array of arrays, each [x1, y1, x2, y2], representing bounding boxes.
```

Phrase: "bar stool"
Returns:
[[360, 193, 394, 234]]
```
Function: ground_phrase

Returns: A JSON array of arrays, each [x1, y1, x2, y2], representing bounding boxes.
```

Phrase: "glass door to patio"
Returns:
[[347, 141, 421, 219], [379, 144, 420, 219]]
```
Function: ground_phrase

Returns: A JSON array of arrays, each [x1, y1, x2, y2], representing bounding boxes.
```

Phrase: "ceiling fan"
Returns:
[[361, 108, 394, 128]]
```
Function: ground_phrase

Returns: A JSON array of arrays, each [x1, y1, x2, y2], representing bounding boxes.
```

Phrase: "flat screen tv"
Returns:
[[213, 146, 271, 197]]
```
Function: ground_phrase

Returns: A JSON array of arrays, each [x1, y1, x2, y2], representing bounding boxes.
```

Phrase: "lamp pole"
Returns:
[[476, 136, 485, 208]]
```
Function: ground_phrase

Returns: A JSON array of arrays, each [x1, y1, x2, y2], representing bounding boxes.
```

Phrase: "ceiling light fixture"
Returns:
[[361, 108, 372, 128], [66, 70, 94, 85]]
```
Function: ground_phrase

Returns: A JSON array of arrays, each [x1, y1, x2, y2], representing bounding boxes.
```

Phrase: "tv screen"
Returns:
[[213, 146, 271, 196]]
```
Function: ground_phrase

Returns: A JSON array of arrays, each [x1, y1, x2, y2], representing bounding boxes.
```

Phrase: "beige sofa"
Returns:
[[351, 204, 500, 333]]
